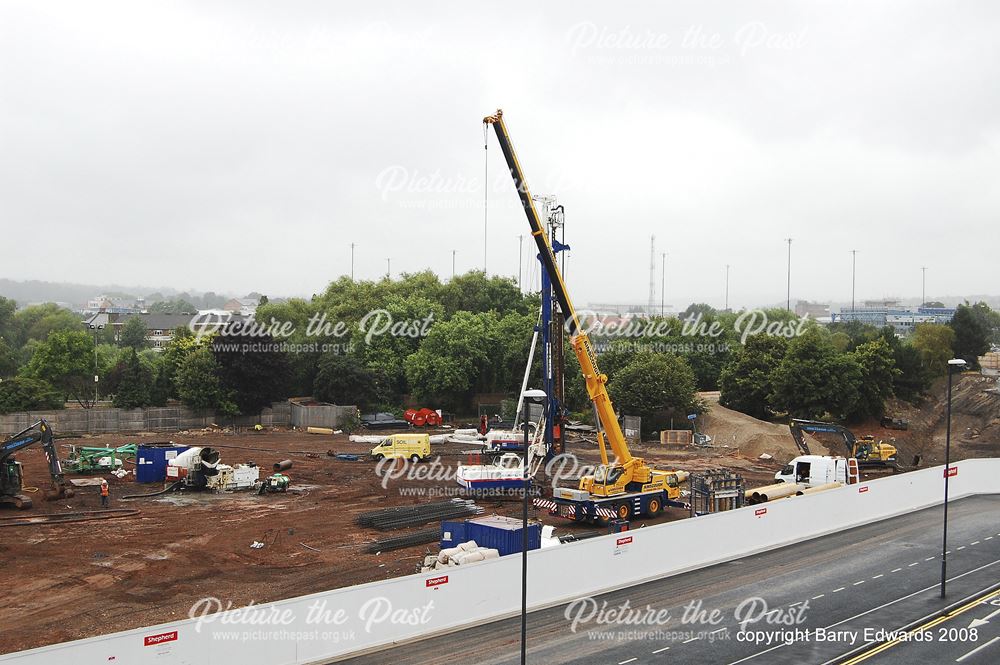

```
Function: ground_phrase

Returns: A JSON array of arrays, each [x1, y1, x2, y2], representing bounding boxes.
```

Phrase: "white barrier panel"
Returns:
[[2, 459, 998, 664]]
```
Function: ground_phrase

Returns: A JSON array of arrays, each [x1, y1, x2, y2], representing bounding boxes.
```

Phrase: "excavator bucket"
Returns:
[[43, 484, 74, 501]]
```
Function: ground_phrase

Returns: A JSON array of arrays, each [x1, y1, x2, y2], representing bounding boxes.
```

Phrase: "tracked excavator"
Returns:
[[484, 110, 688, 523], [789, 419, 899, 471], [1, 419, 74, 509]]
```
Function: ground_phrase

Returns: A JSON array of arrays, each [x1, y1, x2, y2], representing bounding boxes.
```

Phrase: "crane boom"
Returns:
[[483, 109, 633, 467]]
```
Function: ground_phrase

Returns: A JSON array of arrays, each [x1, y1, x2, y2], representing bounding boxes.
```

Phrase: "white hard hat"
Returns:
[[101, 479, 108, 484]]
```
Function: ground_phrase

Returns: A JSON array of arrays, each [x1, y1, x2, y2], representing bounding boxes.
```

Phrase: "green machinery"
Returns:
[[258, 473, 290, 494], [64, 444, 138, 474]]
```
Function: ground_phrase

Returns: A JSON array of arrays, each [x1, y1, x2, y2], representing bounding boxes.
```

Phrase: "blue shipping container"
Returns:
[[136, 444, 190, 483], [440, 515, 540, 556]]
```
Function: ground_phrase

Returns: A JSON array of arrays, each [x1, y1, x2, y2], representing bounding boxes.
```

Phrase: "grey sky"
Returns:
[[1, 1, 997, 309]]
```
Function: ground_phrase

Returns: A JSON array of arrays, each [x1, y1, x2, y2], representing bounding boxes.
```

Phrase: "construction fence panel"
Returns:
[[1, 459, 997, 665], [0, 402, 294, 436]]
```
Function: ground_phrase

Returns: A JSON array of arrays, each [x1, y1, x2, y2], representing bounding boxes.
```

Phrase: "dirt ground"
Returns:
[[4, 377, 998, 654]]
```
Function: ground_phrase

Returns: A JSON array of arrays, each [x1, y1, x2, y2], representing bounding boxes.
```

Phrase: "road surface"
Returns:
[[336, 495, 1000, 665]]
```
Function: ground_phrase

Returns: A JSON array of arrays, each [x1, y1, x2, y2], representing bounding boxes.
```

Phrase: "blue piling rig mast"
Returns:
[[535, 198, 569, 459]]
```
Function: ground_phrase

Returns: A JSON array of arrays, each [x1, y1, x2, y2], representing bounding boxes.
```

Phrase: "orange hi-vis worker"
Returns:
[[100, 479, 110, 508]]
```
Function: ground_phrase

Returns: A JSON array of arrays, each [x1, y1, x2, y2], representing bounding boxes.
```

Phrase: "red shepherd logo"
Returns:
[[144, 631, 178, 647], [754, 508, 767, 517], [425, 575, 449, 588], [616, 536, 633, 546], [858, 486, 870, 493]]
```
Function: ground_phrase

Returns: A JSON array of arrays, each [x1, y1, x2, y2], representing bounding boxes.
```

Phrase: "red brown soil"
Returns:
[[2, 423, 788, 654]]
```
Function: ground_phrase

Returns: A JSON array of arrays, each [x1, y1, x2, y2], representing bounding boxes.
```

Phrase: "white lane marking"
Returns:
[[652, 646, 670, 654], [833, 587, 846, 593], [683, 636, 700, 643], [619, 659, 638, 665], [926, 557, 936, 561], [812, 594, 825, 600], [853, 581, 866, 586], [956, 636, 1000, 662], [909, 562, 920, 567], [891, 567, 903, 572], [958, 546, 966, 550], [872, 574, 884, 579], [729, 558, 1000, 665], [986, 536, 993, 541], [972, 541, 980, 546]]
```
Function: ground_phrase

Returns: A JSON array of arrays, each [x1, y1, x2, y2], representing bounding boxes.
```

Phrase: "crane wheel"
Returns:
[[646, 499, 661, 517], [410, 454, 421, 463], [616, 504, 631, 520]]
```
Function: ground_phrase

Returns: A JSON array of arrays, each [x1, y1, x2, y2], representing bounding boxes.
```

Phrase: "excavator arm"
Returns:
[[1, 419, 72, 505], [789, 419, 857, 456], [484, 110, 634, 470]]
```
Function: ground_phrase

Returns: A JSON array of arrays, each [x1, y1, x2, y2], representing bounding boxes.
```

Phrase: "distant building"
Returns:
[[584, 302, 672, 317], [82, 312, 248, 351], [224, 298, 259, 318], [832, 299, 955, 336], [82, 295, 145, 315], [794, 300, 830, 319]]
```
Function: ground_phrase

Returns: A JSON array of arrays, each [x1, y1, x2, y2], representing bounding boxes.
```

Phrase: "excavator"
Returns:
[[1, 419, 74, 509], [484, 110, 688, 523], [789, 419, 900, 471]]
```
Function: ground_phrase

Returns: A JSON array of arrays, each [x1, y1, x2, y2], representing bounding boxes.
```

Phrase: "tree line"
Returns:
[[2, 283, 996, 432]]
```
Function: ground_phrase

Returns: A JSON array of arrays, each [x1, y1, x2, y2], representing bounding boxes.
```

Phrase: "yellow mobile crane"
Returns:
[[484, 110, 688, 522]]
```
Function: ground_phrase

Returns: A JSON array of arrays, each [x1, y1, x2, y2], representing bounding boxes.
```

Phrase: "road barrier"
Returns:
[[2, 459, 998, 664]]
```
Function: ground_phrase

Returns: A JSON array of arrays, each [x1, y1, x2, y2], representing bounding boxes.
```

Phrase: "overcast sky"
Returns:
[[1, 1, 997, 310]]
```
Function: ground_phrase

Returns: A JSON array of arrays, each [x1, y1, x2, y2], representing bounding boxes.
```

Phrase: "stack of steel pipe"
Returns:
[[365, 528, 440, 553], [356, 499, 482, 531]]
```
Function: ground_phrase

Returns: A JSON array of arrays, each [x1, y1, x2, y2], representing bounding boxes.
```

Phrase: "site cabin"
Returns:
[[775, 455, 857, 487], [370, 433, 431, 462], [550, 477, 687, 523]]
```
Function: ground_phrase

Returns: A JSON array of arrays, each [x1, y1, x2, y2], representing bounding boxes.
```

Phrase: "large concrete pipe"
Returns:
[[273, 459, 293, 472]]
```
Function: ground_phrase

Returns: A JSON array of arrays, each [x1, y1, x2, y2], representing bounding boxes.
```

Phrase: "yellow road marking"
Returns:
[[840, 588, 1000, 664]]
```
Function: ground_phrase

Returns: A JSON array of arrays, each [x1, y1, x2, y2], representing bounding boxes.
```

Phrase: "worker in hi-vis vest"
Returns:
[[100, 479, 110, 508]]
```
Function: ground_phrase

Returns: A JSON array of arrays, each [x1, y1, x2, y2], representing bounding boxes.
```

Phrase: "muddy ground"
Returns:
[[4, 375, 998, 654]]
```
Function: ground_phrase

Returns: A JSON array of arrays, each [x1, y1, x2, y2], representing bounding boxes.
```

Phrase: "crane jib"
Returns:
[[486, 118, 578, 337]]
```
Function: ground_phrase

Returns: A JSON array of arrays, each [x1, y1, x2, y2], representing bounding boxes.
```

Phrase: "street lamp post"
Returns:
[[922, 267, 927, 307], [520, 388, 546, 665], [725, 264, 730, 311], [851, 250, 857, 311], [660, 252, 666, 317], [351, 243, 355, 281], [452, 250, 457, 279], [785, 238, 793, 312], [941, 357, 967, 598]]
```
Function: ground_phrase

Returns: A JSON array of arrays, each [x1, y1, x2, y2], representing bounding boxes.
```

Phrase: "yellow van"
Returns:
[[370, 434, 431, 462]]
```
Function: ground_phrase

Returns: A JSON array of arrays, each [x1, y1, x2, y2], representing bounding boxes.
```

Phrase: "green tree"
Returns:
[[0, 296, 15, 339], [912, 323, 956, 377], [846, 338, 900, 420], [438, 271, 530, 316], [770, 329, 862, 419], [719, 335, 788, 419], [212, 332, 291, 414], [9, 304, 81, 348], [158, 327, 201, 399], [404, 311, 492, 410], [312, 352, 386, 410], [607, 352, 700, 436], [0, 376, 63, 413], [21, 329, 97, 407], [113, 348, 153, 409], [0, 337, 17, 377], [950, 303, 990, 367], [148, 299, 198, 313], [175, 346, 234, 412], [119, 316, 149, 350]]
